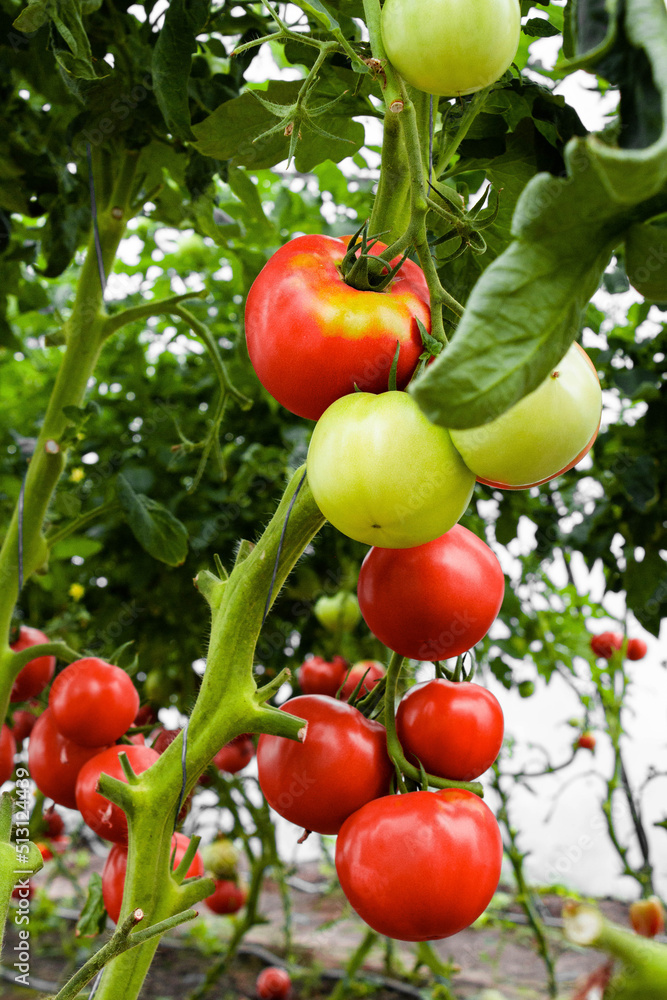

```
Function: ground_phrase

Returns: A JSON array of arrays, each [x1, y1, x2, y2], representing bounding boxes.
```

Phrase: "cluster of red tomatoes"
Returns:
[[243, 232, 605, 941], [4, 628, 257, 921], [257, 671, 504, 940], [590, 631, 647, 661]]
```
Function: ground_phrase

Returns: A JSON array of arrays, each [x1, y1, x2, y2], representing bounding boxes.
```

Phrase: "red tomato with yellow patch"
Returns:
[[245, 235, 430, 420]]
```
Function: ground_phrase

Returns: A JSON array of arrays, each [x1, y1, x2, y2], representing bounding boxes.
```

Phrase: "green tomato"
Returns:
[[449, 344, 601, 489], [381, 0, 521, 97], [314, 592, 361, 632], [307, 391, 475, 548], [517, 681, 535, 698]]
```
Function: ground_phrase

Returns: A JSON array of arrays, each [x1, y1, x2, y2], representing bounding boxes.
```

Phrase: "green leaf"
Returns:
[[116, 474, 188, 567], [523, 16, 561, 36], [13, 0, 52, 32], [50, 535, 104, 560], [152, 0, 210, 141], [76, 873, 107, 938]]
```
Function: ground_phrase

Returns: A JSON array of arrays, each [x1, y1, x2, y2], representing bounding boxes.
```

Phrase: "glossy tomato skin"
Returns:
[[256, 968, 292, 1000], [358, 525, 505, 661], [626, 638, 648, 661], [396, 679, 504, 780], [205, 879, 247, 915], [27, 709, 110, 809], [76, 744, 159, 843], [11, 706, 39, 743], [629, 896, 665, 938], [308, 391, 475, 549], [49, 657, 139, 747], [335, 788, 502, 941], [297, 655, 347, 697], [341, 660, 385, 701], [577, 732, 596, 751], [10, 626, 56, 702], [102, 832, 204, 923], [245, 235, 429, 420], [0, 724, 16, 784], [257, 695, 393, 835], [382, 0, 520, 97], [213, 735, 255, 774]]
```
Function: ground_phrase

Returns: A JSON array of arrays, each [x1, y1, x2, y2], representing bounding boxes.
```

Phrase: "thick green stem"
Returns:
[[0, 149, 140, 723], [369, 110, 412, 245]]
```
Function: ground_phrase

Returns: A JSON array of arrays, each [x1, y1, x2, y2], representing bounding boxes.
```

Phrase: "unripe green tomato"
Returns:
[[144, 669, 168, 704], [625, 222, 667, 300], [314, 592, 361, 632], [202, 838, 238, 879], [517, 681, 535, 699], [381, 0, 521, 97], [449, 344, 601, 489], [307, 391, 475, 548]]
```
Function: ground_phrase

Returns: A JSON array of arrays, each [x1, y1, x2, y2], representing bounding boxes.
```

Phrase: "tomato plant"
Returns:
[[102, 833, 204, 924], [449, 344, 601, 489], [204, 879, 247, 915], [297, 655, 347, 697], [307, 391, 475, 548], [396, 678, 504, 780], [27, 709, 110, 809], [256, 967, 292, 1000], [76, 745, 160, 843], [358, 525, 505, 660], [336, 789, 503, 940], [9, 626, 56, 702], [49, 657, 139, 746], [381, 0, 521, 97], [257, 695, 393, 834], [245, 235, 430, 420]]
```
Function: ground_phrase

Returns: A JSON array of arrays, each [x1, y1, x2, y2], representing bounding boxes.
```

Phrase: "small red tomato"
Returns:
[[629, 896, 665, 938], [577, 732, 596, 751], [102, 832, 204, 924], [152, 728, 181, 755], [213, 735, 255, 774], [205, 879, 247, 915], [75, 744, 160, 843], [11, 706, 40, 743], [44, 807, 65, 838], [12, 881, 33, 901], [590, 632, 624, 659], [335, 788, 502, 941], [49, 657, 139, 746], [10, 626, 56, 702], [340, 660, 385, 701], [358, 525, 505, 661], [298, 655, 348, 697], [256, 967, 292, 1000], [396, 678, 504, 780], [37, 841, 53, 861], [257, 695, 393, 835], [0, 724, 16, 784], [27, 710, 110, 809], [134, 703, 158, 727], [626, 638, 648, 661]]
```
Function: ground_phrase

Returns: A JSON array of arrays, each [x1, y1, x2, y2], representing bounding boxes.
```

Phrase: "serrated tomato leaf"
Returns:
[[117, 474, 188, 567]]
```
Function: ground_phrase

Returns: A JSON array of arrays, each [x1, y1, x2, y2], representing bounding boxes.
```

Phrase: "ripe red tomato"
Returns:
[[27, 710, 110, 809], [297, 655, 347, 697], [358, 525, 505, 661], [626, 638, 648, 661], [336, 788, 502, 940], [102, 832, 204, 924], [213, 735, 255, 774], [257, 695, 393, 835], [10, 626, 56, 702], [629, 896, 665, 938], [245, 234, 430, 420], [577, 732, 596, 751], [12, 881, 33, 901], [396, 678, 504, 780], [256, 967, 292, 1000], [340, 660, 385, 701], [11, 706, 39, 743], [205, 879, 247, 915], [152, 728, 181, 755], [590, 632, 623, 659], [0, 724, 16, 784], [43, 807, 65, 838], [76, 744, 160, 843], [49, 657, 139, 746]]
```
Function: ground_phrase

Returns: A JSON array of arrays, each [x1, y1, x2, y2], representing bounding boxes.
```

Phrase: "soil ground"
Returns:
[[0, 860, 637, 1000]]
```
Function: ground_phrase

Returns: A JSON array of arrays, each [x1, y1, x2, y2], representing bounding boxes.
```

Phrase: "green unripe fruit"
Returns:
[[517, 681, 535, 698], [625, 222, 667, 301], [202, 838, 238, 879], [314, 592, 361, 632]]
